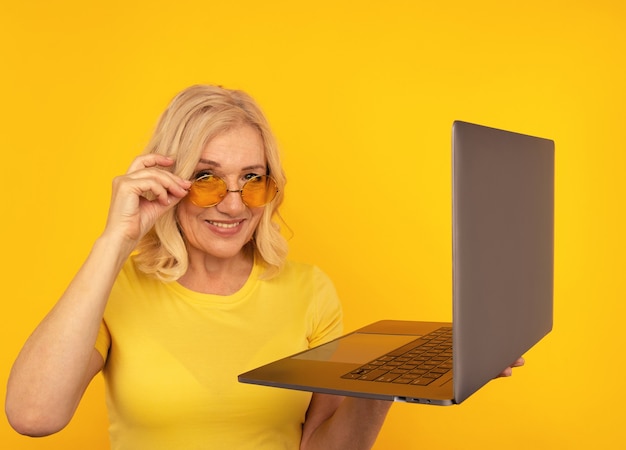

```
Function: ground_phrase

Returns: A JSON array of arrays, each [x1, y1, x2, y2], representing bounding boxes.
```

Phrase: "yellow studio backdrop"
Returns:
[[1, 1, 624, 449]]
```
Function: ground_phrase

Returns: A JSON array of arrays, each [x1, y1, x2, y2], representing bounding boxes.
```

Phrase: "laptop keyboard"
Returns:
[[341, 327, 453, 386]]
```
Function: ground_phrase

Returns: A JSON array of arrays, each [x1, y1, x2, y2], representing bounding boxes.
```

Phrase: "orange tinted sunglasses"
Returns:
[[188, 174, 279, 208]]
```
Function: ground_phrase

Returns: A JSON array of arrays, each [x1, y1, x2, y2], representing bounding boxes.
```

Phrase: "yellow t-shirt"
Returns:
[[95, 257, 343, 450]]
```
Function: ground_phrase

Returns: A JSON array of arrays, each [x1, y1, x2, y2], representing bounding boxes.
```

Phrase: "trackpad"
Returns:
[[293, 333, 418, 364]]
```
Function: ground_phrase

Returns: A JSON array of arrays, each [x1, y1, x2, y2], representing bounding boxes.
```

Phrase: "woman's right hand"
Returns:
[[104, 154, 192, 245]]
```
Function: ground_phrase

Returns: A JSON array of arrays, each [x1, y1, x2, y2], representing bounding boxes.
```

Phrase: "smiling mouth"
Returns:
[[207, 220, 242, 229]]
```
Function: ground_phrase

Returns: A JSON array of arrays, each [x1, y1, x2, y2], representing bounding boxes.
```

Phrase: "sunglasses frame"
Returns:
[[188, 173, 279, 208]]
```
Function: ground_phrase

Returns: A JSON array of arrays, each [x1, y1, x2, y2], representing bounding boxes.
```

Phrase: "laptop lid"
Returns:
[[452, 120, 554, 403]]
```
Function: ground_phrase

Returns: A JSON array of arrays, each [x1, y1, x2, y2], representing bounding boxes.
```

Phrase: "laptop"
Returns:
[[239, 121, 554, 405]]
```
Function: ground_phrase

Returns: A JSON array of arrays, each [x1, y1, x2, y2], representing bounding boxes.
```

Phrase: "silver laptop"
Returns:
[[239, 121, 554, 405]]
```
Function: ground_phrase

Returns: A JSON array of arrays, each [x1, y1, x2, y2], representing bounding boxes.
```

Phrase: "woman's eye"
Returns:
[[243, 173, 261, 181], [194, 170, 213, 181]]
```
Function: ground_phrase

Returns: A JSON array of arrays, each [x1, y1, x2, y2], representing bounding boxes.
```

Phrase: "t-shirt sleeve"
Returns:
[[94, 320, 111, 362], [308, 266, 344, 348]]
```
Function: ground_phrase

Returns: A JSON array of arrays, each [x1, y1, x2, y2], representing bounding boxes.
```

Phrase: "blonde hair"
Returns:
[[133, 85, 288, 280]]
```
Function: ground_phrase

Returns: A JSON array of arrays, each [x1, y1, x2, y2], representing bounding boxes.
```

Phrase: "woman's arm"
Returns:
[[5, 155, 190, 436], [5, 234, 131, 436], [300, 394, 392, 450]]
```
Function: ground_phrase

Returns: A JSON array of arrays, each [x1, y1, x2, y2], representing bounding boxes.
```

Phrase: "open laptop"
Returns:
[[239, 121, 554, 405]]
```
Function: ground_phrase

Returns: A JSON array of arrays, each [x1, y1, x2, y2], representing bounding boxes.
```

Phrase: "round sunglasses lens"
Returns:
[[189, 175, 226, 207], [241, 176, 278, 207]]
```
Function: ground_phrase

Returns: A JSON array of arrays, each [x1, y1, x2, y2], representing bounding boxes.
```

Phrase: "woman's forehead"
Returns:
[[196, 125, 266, 170]]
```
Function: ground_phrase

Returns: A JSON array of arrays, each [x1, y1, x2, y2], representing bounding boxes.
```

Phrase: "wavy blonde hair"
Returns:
[[133, 85, 288, 280]]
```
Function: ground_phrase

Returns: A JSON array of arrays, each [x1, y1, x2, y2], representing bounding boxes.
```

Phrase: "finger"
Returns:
[[498, 367, 513, 377], [111, 172, 188, 213], [125, 166, 192, 196], [127, 154, 175, 174], [511, 357, 526, 367], [495, 357, 526, 378], [132, 177, 189, 206]]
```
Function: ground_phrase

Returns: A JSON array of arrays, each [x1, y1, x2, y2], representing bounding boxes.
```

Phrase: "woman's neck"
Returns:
[[178, 247, 254, 295]]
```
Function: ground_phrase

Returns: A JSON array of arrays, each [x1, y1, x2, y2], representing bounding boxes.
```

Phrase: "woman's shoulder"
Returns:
[[113, 255, 160, 292], [265, 260, 338, 300], [278, 259, 332, 282], [120, 255, 145, 281]]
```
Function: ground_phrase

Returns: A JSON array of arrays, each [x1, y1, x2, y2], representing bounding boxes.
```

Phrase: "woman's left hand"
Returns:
[[496, 357, 525, 377]]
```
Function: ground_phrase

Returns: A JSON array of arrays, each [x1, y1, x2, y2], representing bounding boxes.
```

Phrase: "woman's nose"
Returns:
[[216, 188, 246, 214]]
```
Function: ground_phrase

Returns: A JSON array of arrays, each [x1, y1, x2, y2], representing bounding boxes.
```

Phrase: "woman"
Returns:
[[6, 84, 395, 449], [6, 85, 522, 449]]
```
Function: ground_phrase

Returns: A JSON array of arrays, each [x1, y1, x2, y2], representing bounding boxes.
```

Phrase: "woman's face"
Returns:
[[177, 124, 267, 262]]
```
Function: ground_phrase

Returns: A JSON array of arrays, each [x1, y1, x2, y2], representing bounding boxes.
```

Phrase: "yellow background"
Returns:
[[1, 1, 624, 449]]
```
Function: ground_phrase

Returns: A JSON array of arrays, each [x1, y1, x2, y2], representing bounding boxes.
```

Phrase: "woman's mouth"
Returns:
[[207, 220, 242, 229]]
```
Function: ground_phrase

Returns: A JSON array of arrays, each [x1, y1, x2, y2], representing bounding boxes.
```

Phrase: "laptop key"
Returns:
[[356, 369, 389, 381], [412, 378, 434, 386], [375, 372, 402, 383], [392, 377, 414, 384]]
